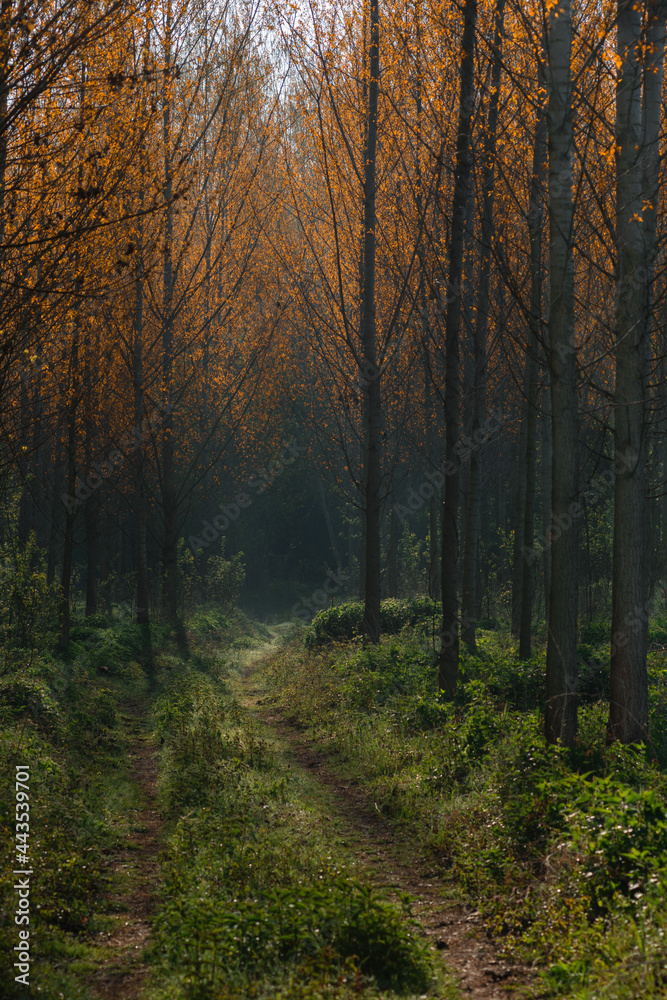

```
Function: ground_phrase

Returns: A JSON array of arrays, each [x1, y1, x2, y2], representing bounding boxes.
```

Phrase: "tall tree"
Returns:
[[439, 0, 477, 695], [461, 0, 505, 653], [519, 79, 547, 661], [608, 0, 666, 743], [545, 0, 579, 745], [361, 0, 382, 642]]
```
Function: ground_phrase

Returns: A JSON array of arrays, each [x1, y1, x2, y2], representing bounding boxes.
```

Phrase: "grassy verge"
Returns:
[[0, 605, 263, 997], [0, 612, 156, 998], [263, 615, 667, 1000]]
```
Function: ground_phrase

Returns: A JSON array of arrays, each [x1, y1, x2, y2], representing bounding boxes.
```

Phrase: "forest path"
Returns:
[[91, 701, 161, 1000], [232, 626, 538, 1000]]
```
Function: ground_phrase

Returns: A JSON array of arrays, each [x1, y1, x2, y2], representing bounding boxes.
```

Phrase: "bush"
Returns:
[[0, 534, 58, 653], [564, 775, 667, 915], [205, 548, 246, 610], [305, 597, 439, 646]]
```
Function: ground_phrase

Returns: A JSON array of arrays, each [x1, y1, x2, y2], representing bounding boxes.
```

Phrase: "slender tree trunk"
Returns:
[[545, 0, 579, 745], [59, 328, 79, 647], [414, 43, 441, 605], [423, 347, 441, 600], [541, 386, 552, 619], [519, 91, 547, 660], [439, 0, 477, 695], [317, 474, 342, 576], [663, 429, 667, 610], [161, 7, 178, 621], [99, 517, 110, 613], [361, 0, 382, 643], [135, 240, 149, 626], [519, 357, 539, 659], [84, 499, 98, 616], [47, 422, 64, 586], [462, 0, 505, 652], [387, 503, 399, 597], [17, 372, 31, 547], [83, 337, 99, 617], [0, 0, 9, 262], [608, 0, 665, 743], [511, 404, 528, 636]]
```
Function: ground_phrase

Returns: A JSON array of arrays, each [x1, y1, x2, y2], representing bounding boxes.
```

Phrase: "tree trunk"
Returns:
[[84, 335, 98, 618], [608, 0, 665, 743], [59, 328, 79, 647], [135, 239, 150, 626], [99, 517, 110, 613], [361, 0, 382, 643], [519, 89, 547, 660], [387, 503, 399, 597], [462, 0, 505, 652], [540, 385, 553, 620], [545, 0, 579, 745], [439, 0, 477, 695], [84, 497, 98, 617], [161, 6, 178, 622], [511, 404, 528, 636]]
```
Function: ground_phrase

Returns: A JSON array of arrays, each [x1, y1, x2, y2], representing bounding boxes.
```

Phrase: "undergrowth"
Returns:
[[265, 626, 667, 1000], [0, 613, 156, 998], [0, 601, 258, 997]]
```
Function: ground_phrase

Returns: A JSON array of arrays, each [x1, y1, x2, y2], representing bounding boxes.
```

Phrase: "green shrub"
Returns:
[[305, 597, 439, 646], [205, 548, 246, 610], [0, 534, 58, 653], [564, 775, 667, 915]]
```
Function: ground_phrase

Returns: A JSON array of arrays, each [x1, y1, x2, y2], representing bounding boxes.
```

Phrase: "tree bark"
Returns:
[[608, 0, 665, 744], [519, 91, 547, 660], [540, 385, 553, 620], [462, 0, 505, 652], [59, 327, 79, 647], [545, 0, 579, 745], [361, 0, 382, 643], [134, 235, 150, 626], [161, 5, 178, 622], [439, 0, 477, 695], [511, 403, 528, 636]]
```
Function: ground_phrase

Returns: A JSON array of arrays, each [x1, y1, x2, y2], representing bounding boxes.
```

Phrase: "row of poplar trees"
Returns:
[[2, 0, 666, 749]]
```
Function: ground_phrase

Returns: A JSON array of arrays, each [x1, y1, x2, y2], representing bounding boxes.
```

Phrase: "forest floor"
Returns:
[[5, 608, 666, 999], [91, 700, 162, 1000], [230, 627, 539, 1000]]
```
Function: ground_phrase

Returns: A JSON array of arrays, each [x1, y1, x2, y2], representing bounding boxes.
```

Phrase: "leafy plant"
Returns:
[[305, 597, 439, 646]]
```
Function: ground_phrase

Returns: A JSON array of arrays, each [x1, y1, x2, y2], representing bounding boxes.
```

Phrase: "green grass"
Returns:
[[1, 607, 452, 999], [263, 625, 667, 1000], [147, 667, 448, 999]]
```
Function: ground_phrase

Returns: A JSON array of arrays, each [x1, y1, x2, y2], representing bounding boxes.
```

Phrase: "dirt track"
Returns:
[[236, 642, 538, 1000], [93, 705, 160, 1000]]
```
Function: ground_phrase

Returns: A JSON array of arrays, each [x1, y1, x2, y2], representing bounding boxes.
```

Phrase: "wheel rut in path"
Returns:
[[93, 702, 161, 1000], [238, 663, 539, 1000]]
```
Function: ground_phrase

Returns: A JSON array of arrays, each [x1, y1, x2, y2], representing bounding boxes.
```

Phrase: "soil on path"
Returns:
[[236, 633, 539, 1000], [92, 703, 161, 1000]]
